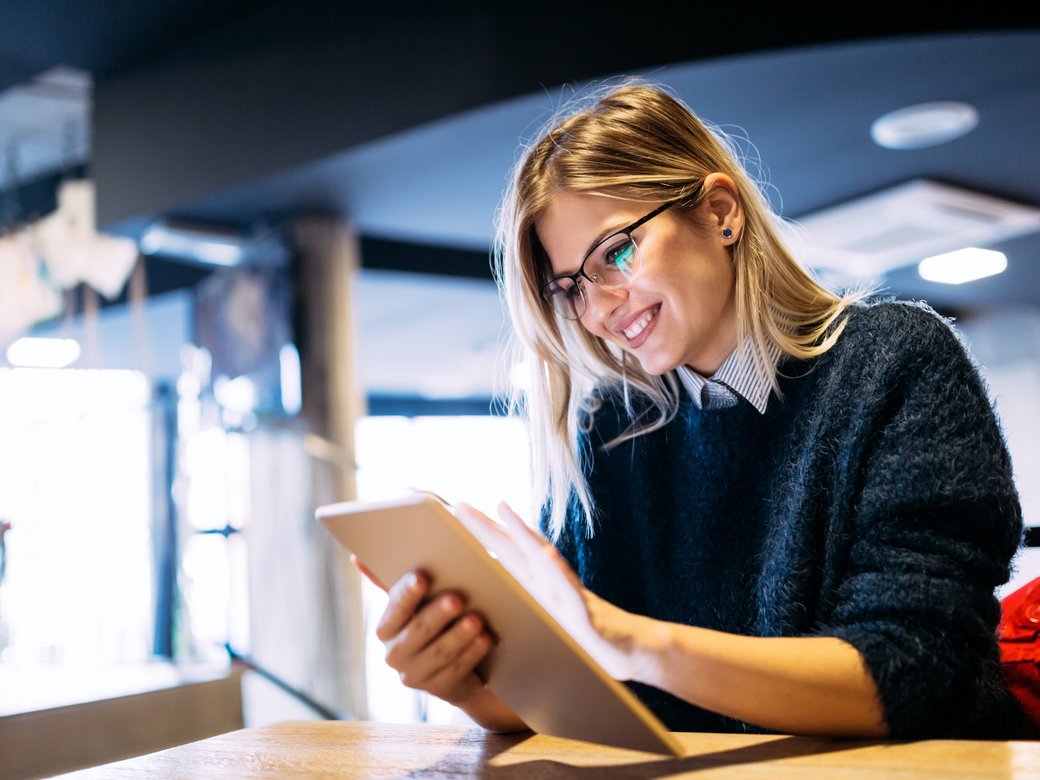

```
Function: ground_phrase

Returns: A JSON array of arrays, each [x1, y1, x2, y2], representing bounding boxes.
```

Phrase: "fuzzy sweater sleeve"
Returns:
[[821, 303, 1027, 738]]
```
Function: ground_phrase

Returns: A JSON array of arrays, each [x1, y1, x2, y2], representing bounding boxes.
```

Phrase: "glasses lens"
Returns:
[[585, 235, 642, 288], [542, 278, 585, 320]]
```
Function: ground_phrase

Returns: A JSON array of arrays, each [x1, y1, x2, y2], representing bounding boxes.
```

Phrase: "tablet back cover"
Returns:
[[317, 495, 683, 756]]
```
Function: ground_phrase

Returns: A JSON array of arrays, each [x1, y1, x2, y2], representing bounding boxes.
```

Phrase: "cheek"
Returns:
[[682, 252, 735, 301], [580, 316, 612, 342]]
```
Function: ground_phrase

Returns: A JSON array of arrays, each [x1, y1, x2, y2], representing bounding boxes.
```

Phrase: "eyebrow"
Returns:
[[573, 199, 681, 270], [573, 222, 629, 270]]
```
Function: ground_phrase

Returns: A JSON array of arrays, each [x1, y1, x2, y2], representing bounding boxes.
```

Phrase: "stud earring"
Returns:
[[722, 227, 733, 239]]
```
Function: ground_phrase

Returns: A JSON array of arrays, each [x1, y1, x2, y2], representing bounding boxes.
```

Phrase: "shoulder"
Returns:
[[841, 298, 958, 345], [787, 297, 994, 419], [825, 298, 975, 372]]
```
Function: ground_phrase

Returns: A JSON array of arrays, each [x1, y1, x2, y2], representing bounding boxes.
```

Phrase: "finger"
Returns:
[[497, 501, 547, 541], [497, 502, 586, 594], [351, 554, 387, 592], [398, 611, 488, 690], [423, 630, 494, 703], [456, 502, 531, 579], [456, 503, 521, 558], [455, 502, 510, 547], [375, 571, 427, 642], [496, 501, 549, 557], [387, 590, 466, 663]]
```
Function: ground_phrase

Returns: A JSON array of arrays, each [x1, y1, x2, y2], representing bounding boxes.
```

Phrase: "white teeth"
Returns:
[[624, 309, 655, 340]]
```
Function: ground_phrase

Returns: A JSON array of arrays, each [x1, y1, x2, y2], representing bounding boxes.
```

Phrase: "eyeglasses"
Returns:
[[540, 199, 679, 320]]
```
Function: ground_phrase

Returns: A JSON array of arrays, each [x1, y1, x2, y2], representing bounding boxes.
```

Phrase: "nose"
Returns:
[[581, 283, 628, 324]]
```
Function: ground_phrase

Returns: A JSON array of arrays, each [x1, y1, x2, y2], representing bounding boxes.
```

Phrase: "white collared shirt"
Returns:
[[675, 339, 781, 414]]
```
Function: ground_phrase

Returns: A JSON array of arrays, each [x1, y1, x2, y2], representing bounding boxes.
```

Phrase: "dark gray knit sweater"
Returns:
[[550, 300, 1030, 739]]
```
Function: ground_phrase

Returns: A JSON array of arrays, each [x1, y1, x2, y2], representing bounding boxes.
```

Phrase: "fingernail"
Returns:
[[441, 595, 459, 612]]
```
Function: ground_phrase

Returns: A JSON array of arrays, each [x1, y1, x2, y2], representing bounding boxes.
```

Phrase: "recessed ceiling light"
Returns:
[[797, 179, 1040, 279], [871, 101, 979, 150], [918, 247, 1007, 285]]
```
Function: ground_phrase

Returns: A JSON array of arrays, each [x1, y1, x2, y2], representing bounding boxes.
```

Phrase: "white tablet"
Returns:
[[316, 493, 683, 756]]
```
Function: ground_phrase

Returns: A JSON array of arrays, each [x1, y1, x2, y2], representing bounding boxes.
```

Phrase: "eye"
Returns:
[[564, 278, 584, 299], [603, 239, 636, 272], [544, 276, 582, 300]]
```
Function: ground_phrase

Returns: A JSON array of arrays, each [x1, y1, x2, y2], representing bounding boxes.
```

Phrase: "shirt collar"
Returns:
[[676, 339, 781, 414]]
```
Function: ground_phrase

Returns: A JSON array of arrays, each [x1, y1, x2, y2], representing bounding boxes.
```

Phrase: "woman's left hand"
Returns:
[[454, 501, 651, 681]]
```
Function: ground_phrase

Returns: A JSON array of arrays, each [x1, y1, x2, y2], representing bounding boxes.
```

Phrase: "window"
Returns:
[[354, 413, 530, 724], [0, 368, 153, 668]]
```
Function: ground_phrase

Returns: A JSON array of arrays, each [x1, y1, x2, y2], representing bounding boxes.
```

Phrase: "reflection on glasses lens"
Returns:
[[589, 238, 640, 286], [541, 215, 660, 321], [543, 278, 585, 320]]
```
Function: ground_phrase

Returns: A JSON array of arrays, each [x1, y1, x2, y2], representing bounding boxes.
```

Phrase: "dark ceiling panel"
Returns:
[[0, 0, 277, 89], [2, 3, 1039, 314], [87, 3, 1040, 226]]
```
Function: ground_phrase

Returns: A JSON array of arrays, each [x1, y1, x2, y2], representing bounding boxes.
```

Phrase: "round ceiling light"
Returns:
[[871, 101, 979, 150]]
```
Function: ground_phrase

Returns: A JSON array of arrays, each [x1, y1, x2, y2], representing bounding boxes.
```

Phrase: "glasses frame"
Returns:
[[541, 198, 681, 320]]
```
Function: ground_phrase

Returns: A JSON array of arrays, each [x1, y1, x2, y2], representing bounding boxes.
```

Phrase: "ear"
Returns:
[[701, 172, 744, 246]]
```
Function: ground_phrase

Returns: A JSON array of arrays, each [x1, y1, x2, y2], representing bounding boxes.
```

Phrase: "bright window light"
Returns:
[[0, 368, 153, 667], [917, 247, 1008, 285], [6, 337, 81, 368], [354, 414, 531, 726], [509, 360, 531, 393], [279, 343, 302, 415], [213, 374, 257, 413]]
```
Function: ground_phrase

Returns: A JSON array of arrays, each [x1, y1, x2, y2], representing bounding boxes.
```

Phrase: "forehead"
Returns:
[[536, 191, 648, 275]]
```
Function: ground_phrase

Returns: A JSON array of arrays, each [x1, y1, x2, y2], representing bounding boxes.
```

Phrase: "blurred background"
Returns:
[[0, 2, 1038, 772]]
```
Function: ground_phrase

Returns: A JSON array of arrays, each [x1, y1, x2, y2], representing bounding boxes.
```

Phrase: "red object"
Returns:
[[999, 576, 1040, 735]]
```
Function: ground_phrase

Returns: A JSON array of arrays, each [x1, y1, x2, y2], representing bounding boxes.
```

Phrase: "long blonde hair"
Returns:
[[493, 80, 864, 540]]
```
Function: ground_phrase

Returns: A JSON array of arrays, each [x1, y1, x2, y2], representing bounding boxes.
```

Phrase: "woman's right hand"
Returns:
[[374, 569, 493, 707], [352, 558, 528, 732]]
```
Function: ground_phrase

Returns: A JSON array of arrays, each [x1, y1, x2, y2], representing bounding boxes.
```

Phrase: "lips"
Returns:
[[618, 304, 661, 346]]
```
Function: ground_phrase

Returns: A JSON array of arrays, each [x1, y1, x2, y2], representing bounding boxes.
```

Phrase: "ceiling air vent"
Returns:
[[795, 179, 1040, 280]]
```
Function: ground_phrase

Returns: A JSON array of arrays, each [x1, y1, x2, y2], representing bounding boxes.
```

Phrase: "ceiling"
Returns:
[[2, 3, 1039, 395], [178, 30, 1040, 312]]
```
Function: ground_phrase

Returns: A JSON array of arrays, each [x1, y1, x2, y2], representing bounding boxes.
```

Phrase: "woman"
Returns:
[[369, 81, 1029, 739]]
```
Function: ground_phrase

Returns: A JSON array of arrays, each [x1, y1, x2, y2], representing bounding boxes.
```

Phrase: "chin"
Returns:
[[633, 352, 680, 377]]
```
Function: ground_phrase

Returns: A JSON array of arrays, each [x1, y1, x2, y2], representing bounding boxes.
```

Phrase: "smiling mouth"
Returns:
[[623, 305, 660, 340]]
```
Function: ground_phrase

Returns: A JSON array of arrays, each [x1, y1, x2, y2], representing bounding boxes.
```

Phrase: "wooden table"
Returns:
[[55, 720, 1040, 779]]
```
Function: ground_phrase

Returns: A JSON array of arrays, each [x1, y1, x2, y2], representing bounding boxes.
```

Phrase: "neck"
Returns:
[[685, 311, 738, 376]]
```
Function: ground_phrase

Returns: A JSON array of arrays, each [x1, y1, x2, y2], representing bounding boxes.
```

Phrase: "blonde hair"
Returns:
[[493, 80, 865, 540]]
